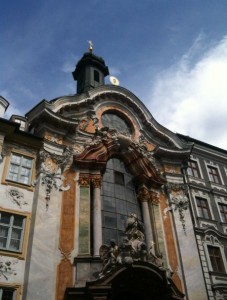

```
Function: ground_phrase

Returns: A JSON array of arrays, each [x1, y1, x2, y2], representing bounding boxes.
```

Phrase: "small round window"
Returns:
[[101, 112, 132, 135]]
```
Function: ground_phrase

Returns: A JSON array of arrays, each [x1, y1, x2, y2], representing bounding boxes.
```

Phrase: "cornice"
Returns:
[[153, 146, 192, 160], [25, 86, 192, 152]]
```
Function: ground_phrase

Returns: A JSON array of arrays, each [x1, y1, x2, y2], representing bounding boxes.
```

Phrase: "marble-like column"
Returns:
[[92, 177, 102, 256], [138, 185, 154, 251], [141, 199, 153, 251]]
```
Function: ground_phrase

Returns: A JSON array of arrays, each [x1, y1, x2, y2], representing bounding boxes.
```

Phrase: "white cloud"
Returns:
[[149, 35, 227, 150]]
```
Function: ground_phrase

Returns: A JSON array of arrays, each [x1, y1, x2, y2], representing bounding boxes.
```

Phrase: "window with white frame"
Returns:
[[218, 203, 227, 223], [0, 211, 25, 252], [0, 287, 15, 300], [187, 160, 201, 178], [208, 245, 225, 273], [7, 153, 33, 185], [207, 165, 222, 185]]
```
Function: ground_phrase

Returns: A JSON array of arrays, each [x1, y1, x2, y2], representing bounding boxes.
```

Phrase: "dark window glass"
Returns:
[[208, 246, 225, 273], [114, 171, 125, 186], [101, 113, 132, 135], [187, 160, 201, 178], [208, 166, 221, 184], [218, 203, 227, 223], [0, 287, 14, 300], [101, 158, 142, 245], [94, 70, 100, 82], [196, 197, 211, 219], [0, 212, 25, 252]]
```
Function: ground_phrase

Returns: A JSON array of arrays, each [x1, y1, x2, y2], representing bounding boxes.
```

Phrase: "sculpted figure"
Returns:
[[126, 213, 145, 240], [99, 240, 119, 277]]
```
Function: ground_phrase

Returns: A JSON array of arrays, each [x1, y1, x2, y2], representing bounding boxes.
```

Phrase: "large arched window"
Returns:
[[101, 158, 141, 244]]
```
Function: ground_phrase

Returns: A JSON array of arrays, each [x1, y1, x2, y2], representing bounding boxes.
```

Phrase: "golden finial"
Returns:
[[88, 40, 93, 53]]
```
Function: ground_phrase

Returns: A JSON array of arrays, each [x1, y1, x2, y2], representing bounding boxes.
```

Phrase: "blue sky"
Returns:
[[1, 0, 227, 149]]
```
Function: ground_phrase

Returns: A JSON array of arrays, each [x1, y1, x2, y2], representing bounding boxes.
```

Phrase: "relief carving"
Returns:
[[7, 188, 27, 207], [164, 183, 189, 233], [39, 147, 72, 209], [91, 176, 102, 188], [78, 175, 90, 186], [45, 133, 63, 144], [99, 213, 165, 278], [0, 257, 18, 280]]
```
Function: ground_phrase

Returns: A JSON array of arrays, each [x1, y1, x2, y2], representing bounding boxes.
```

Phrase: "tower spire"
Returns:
[[72, 47, 109, 94]]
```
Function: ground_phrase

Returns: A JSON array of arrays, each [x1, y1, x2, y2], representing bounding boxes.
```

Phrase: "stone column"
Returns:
[[92, 176, 102, 256], [138, 185, 153, 251]]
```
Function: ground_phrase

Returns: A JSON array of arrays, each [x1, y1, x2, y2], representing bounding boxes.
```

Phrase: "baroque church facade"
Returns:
[[0, 48, 227, 300]]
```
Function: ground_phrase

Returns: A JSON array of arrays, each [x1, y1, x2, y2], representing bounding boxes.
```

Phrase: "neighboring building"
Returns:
[[0, 49, 226, 300]]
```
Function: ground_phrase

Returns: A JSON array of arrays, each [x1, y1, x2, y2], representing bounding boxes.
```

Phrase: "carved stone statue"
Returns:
[[98, 213, 165, 278], [125, 213, 145, 241], [99, 240, 119, 277]]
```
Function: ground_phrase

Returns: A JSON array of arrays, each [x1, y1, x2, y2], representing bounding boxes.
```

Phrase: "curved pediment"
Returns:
[[74, 128, 165, 187], [26, 85, 192, 158]]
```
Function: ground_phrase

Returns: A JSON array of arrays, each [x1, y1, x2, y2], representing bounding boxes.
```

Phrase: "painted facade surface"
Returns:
[[0, 52, 226, 300]]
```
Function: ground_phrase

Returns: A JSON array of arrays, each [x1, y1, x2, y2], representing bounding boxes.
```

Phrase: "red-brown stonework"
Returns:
[[56, 169, 76, 300], [159, 192, 183, 293]]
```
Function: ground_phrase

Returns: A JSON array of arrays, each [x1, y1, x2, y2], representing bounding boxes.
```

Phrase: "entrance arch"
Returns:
[[64, 262, 184, 300]]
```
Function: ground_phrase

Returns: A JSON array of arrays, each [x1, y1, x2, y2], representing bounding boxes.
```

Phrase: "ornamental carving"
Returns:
[[164, 183, 189, 233], [7, 188, 27, 207], [137, 185, 150, 202], [91, 176, 102, 188], [137, 186, 160, 205], [79, 117, 96, 134], [0, 257, 18, 280], [99, 213, 165, 278], [150, 191, 160, 205], [78, 175, 90, 186], [74, 128, 165, 187], [39, 148, 72, 209], [39, 147, 73, 173], [45, 133, 63, 144]]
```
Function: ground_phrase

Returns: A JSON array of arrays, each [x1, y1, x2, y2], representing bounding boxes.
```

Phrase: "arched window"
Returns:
[[101, 158, 141, 244], [94, 70, 100, 83]]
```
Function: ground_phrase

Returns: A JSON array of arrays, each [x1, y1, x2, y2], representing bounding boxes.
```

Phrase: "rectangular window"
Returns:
[[114, 171, 125, 186], [7, 153, 33, 185], [188, 160, 201, 178], [196, 197, 211, 219], [208, 246, 225, 273], [0, 211, 25, 252], [0, 287, 15, 300], [219, 203, 227, 223], [207, 166, 221, 184]]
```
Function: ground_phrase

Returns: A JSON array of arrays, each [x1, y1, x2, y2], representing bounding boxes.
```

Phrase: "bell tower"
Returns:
[[72, 42, 109, 94]]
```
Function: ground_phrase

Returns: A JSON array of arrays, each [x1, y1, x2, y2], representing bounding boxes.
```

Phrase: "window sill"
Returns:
[[1, 179, 34, 191], [0, 249, 25, 260]]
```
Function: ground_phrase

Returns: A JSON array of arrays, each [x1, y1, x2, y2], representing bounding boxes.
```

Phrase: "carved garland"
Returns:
[[164, 183, 189, 233], [39, 147, 72, 209]]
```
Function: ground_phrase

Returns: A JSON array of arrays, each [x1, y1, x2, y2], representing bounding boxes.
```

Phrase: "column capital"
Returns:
[[78, 174, 90, 186], [91, 175, 102, 188], [137, 185, 150, 202]]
